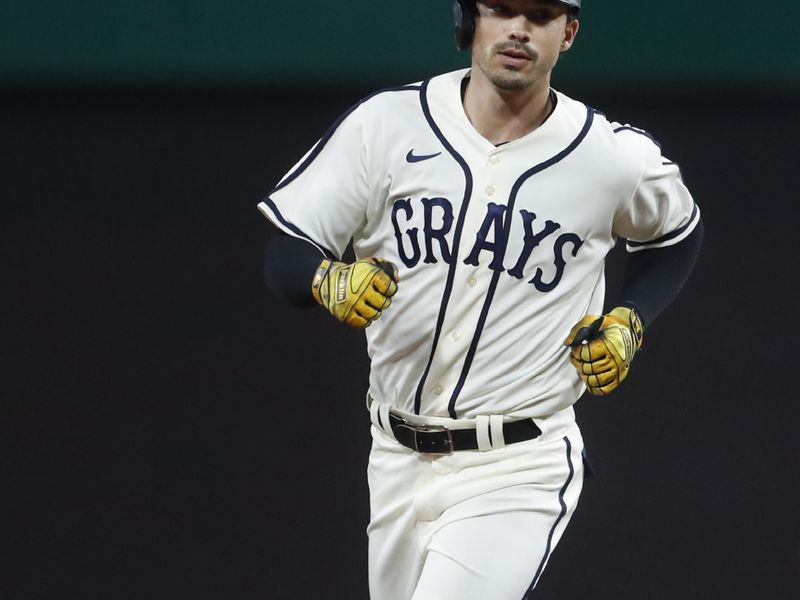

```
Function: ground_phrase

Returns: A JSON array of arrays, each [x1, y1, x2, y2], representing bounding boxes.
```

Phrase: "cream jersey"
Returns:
[[258, 69, 700, 420]]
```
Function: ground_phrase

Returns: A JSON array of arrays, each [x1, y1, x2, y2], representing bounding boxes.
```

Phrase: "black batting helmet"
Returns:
[[453, 0, 582, 50]]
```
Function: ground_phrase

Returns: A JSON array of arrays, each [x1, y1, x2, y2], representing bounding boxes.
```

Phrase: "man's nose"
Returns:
[[508, 16, 531, 43], [509, 29, 531, 43]]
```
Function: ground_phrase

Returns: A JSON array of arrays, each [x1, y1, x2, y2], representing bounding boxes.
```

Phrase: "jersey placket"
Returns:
[[420, 147, 508, 418]]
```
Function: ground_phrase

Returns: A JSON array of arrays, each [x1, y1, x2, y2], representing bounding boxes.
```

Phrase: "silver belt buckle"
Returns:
[[412, 423, 454, 456]]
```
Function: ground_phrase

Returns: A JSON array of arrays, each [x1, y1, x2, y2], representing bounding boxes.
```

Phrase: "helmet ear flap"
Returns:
[[453, 0, 476, 50]]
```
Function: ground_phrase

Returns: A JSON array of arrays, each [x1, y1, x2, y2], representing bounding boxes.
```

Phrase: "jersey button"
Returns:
[[485, 185, 495, 197], [489, 155, 500, 165], [433, 384, 444, 396], [467, 277, 477, 287], [451, 330, 461, 342]]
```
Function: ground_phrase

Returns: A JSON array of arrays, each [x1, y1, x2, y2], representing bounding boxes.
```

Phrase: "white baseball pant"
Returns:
[[366, 406, 585, 600]]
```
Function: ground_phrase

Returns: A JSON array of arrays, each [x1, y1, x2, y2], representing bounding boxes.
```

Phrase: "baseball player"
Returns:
[[259, 1, 703, 598]]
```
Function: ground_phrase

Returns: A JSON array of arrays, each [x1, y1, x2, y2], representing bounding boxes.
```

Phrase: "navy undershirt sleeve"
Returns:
[[263, 231, 324, 308], [620, 217, 704, 329]]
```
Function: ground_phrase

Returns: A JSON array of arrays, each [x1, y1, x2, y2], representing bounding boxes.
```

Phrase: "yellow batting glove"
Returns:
[[563, 306, 644, 395], [311, 257, 399, 329]]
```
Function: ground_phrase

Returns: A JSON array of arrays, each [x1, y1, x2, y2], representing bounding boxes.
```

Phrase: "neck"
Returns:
[[462, 69, 553, 145]]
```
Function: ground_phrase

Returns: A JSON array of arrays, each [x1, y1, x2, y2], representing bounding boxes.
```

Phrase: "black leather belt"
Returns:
[[388, 413, 542, 455]]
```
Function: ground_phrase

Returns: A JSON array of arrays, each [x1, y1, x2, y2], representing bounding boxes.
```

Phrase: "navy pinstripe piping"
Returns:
[[413, 78, 475, 415], [447, 107, 595, 419], [270, 85, 421, 195], [627, 203, 699, 248], [261, 198, 337, 259], [522, 436, 575, 599], [613, 125, 661, 148], [261, 84, 420, 259]]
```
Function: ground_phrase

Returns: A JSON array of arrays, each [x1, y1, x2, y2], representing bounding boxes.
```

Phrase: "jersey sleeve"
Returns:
[[612, 128, 700, 253], [257, 102, 372, 260]]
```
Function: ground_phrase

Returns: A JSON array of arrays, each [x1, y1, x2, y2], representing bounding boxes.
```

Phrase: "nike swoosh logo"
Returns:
[[406, 149, 442, 163]]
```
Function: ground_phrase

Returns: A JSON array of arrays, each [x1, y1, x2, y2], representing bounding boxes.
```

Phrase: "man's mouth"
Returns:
[[500, 49, 530, 60], [497, 47, 533, 68]]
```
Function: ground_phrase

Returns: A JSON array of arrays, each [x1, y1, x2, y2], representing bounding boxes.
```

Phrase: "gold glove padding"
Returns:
[[563, 306, 644, 395], [311, 257, 399, 329]]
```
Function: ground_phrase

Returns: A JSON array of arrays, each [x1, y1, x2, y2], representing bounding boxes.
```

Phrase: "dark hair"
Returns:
[[566, 7, 579, 22]]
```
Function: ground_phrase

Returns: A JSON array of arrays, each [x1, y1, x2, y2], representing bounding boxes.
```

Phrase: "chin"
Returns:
[[489, 71, 533, 91]]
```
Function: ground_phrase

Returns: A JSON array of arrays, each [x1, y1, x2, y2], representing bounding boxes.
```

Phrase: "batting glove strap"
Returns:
[[310, 259, 333, 306], [311, 257, 399, 329], [563, 306, 644, 395]]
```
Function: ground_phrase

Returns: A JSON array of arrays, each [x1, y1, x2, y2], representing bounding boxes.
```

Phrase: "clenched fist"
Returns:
[[311, 257, 399, 329], [563, 306, 644, 395]]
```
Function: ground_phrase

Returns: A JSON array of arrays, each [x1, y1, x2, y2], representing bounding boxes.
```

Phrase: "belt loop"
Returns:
[[369, 397, 386, 433], [489, 415, 506, 449], [476, 416, 492, 451], [378, 403, 392, 436]]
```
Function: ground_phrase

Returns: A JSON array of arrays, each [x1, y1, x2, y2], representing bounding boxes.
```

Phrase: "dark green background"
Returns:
[[2, 0, 798, 87], [6, 2, 800, 599]]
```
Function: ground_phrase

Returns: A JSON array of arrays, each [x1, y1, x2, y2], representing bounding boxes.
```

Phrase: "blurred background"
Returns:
[[4, 1, 799, 598]]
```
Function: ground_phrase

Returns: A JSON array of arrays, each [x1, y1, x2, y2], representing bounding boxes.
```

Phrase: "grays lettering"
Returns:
[[391, 198, 422, 268], [390, 197, 582, 292], [530, 233, 584, 292], [507, 210, 562, 279], [422, 197, 454, 264], [463, 202, 507, 272]]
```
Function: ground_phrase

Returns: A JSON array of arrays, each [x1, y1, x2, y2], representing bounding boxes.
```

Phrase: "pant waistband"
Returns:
[[387, 412, 542, 455], [367, 396, 542, 454]]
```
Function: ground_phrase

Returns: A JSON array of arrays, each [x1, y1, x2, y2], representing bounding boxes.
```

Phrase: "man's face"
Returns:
[[471, 0, 579, 91]]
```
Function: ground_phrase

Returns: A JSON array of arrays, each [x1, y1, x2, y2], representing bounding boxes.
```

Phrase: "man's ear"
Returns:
[[561, 19, 579, 52]]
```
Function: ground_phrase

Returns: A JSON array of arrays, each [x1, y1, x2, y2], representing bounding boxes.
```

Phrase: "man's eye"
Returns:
[[528, 9, 555, 21], [492, 4, 512, 16]]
